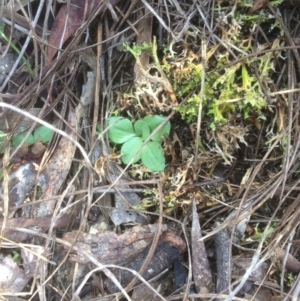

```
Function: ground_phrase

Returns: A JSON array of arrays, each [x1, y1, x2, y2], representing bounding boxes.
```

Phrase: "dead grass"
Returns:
[[1, 0, 300, 300]]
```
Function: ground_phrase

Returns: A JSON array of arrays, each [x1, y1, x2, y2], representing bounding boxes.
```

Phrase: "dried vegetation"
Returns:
[[1, 0, 300, 300]]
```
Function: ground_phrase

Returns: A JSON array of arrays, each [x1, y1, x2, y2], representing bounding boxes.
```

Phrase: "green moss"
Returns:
[[161, 1, 282, 128], [122, 0, 281, 129]]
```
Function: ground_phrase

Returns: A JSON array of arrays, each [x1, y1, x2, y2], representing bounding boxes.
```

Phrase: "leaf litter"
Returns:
[[0, 0, 300, 300]]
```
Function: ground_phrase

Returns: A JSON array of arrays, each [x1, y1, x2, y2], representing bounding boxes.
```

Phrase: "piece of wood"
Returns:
[[0, 214, 80, 242], [33, 106, 77, 217], [63, 224, 169, 265], [104, 240, 185, 293], [134, 0, 153, 82]]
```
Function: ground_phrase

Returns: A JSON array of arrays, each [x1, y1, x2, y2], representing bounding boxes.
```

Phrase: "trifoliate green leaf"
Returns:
[[108, 117, 136, 144], [121, 137, 143, 164], [141, 141, 165, 171], [12, 132, 35, 147], [33, 125, 54, 143], [134, 120, 150, 141], [143, 115, 170, 142]]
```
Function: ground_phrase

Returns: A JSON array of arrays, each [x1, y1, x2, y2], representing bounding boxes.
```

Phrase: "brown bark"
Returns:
[[63, 224, 169, 265], [104, 241, 186, 293]]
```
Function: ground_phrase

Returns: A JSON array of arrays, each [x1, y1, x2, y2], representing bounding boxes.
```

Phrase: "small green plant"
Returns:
[[244, 223, 275, 243], [285, 272, 297, 287], [0, 23, 34, 79], [123, 42, 152, 59], [108, 115, 170, 172], [160, 1, 284, 129], [11, 251, 22, 265], [0, 125, 54, 154]]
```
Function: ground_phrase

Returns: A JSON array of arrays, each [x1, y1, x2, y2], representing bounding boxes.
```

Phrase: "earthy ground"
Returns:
[[1, 0, 300, 300]]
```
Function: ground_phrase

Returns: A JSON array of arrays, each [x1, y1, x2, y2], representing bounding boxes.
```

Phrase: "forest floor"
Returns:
[[1, 0, 300, 300]]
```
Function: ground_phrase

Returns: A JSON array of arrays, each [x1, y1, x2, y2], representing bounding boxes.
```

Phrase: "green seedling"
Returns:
[[108, 115, 170, 172], [12, 131, 35, 147], [244, 223, 275, 243], [0, 23, 34, 79], [33, 126, 53, 143], [0, 163, 13, 181], [12, 251, 22, 265], [123, 42, 152, 59], [0, 125, 54, 154]]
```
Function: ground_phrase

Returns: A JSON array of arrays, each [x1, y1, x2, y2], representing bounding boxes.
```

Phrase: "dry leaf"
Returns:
[[34, 107, 77, 217], [191, 200, 213, 294], [249, 0, 269, 13], [47, 0, 121, 63], [30, 137, 46, 157]]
